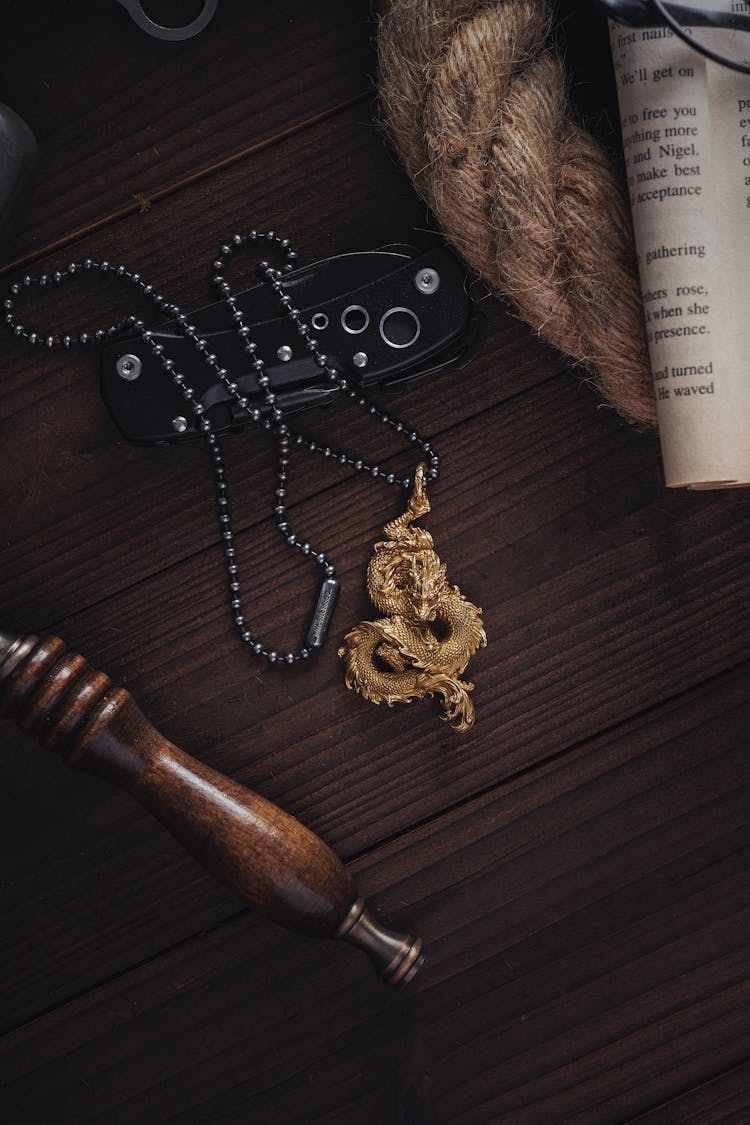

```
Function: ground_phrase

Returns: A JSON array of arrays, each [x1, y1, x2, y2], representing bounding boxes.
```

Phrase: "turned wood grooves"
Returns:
[[0, 633, 354, 934], [0, 631, 422, 977], [0, 633, 125, 759], [1, 4, 749, 1118]]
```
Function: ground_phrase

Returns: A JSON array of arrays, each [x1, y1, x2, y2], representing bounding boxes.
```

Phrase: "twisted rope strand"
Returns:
[[378, 0, 655, 424]]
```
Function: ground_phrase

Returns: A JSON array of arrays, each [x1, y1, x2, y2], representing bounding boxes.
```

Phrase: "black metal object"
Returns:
[[114, 0, 219, 41], [101, 245, 485, 445], [596, 0, 750, 73], [0, 103, 38, 251]]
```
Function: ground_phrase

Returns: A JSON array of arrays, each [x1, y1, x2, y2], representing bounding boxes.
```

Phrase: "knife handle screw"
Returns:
[[116, 353, 142, 381]]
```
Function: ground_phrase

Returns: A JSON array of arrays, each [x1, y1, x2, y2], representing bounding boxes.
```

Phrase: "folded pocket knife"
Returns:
[[101, 244, 485, 445]]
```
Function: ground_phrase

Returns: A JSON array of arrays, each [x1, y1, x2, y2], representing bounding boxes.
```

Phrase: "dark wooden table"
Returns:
[[1, 3, 749, 1122]]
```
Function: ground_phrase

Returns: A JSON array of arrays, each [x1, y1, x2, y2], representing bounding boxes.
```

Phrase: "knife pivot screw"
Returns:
[[414, 268, 440, 295], [172, 415, 189, 433], [277, 345, 293, 362], [353, 352, 368, 368], [116, 353, 142, 381]]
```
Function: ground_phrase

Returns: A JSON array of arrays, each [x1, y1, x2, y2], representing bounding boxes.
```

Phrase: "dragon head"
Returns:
[[380, 547, 447, 623]]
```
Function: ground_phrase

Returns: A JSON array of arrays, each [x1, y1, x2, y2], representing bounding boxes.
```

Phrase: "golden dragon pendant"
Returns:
[[339, 465, 486, 732]]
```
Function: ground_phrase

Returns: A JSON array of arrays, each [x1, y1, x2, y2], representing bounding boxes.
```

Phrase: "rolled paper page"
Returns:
[[609, 18, 750, 487]]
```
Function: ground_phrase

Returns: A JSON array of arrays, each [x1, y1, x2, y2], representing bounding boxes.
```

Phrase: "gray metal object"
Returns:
[[379, 307, 421, 349], [353, 352, 368, 368], [341, 305, 369, 334], [336, 899, 424, 987], [306, 578, 340, 648], [0, 103, 38, 251], [114, 0, 219, 41], [414, 267, 440, 295], [116, 354, 142, 381]]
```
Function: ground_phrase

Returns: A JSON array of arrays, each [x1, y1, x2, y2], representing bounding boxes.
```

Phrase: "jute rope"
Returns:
[[378, 0, 656, 425]]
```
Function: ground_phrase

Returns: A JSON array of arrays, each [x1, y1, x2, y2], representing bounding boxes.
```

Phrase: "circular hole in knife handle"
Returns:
[[379, 307, 421, 349], [0, 630, 423, 985], [341, 304, 369, 334]]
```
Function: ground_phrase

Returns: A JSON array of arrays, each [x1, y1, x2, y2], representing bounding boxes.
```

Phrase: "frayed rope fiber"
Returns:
[[378, 0, 656, 425]]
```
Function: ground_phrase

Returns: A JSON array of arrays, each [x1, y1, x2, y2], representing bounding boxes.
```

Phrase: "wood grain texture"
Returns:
[[0, 0, 375, 268], [1, 666, 748, 1123], [1, 1, 749, 1119], [0, 633, 358, 938], [0, 101, 563, 629], [633, 1062, 750, 1123], [1, 365, 749, 1028]]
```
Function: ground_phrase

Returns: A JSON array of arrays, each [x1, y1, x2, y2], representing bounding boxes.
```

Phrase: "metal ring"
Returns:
[[311, 312, 329, 331], [341, 305, 369, 334], [114, 0, 218, 41], [378, 307, 421, 349]]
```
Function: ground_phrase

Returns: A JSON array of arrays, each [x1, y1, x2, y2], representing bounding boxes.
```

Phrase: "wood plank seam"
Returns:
[[626, 1056, 750, 1121], [2, 657, 746, 1041], [0, 93, 371, 278], [27, 364, 570, 636]]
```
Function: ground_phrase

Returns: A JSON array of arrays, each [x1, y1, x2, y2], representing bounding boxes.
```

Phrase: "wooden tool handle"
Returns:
[[0, 630, 423, 985]]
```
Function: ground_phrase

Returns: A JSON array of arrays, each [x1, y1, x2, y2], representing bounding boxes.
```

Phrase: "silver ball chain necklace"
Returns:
[[3, 229, 440, 666]]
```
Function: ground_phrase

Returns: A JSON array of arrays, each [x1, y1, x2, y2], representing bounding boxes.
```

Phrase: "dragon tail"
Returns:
[[417, 672, 476, 732]]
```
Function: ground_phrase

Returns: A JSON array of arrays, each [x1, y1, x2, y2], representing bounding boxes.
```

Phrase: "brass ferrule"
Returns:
[[0, 630, 37, 684], [336, 899, 424, 987]]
